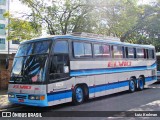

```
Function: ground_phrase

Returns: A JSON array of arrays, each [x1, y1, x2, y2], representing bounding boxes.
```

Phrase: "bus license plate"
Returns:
[[18, 99, 24, 102]]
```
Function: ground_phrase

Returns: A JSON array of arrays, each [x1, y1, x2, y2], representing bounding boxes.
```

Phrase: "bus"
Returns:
[[7, 32, 157, 107]]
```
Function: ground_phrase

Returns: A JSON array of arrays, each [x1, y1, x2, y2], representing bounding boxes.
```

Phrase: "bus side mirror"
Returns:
[[63, 66, 69, 73], [5, 58, 9, 69]]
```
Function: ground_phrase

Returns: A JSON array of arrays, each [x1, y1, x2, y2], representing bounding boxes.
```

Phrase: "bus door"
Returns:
[[48, 40, 70, 93]]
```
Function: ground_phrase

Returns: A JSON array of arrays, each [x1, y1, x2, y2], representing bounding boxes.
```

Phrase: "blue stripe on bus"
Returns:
[[47, 76, 156, 102], [70, 63, 156, 76], [47, 90, 72, 101]]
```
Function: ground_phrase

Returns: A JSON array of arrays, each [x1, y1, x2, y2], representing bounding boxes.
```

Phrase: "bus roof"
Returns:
[[20, 34, 155, 49]]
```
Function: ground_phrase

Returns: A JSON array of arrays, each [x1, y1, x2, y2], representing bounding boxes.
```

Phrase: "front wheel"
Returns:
[[72, 86, 84, 105]]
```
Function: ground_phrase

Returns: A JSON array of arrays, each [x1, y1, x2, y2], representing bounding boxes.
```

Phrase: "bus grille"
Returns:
[[16, 95, 27, 99]]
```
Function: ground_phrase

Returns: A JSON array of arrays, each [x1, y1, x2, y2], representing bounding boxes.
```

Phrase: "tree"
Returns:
[[4, 12, 41, 41], [124, 0, 160, 51], [19, 0, 96, 35], [17, 0, 160, 50]]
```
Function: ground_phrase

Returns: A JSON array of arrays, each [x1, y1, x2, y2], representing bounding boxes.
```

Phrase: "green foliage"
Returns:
[[4, 12, 41, 41], [17, 0, 160, 51]]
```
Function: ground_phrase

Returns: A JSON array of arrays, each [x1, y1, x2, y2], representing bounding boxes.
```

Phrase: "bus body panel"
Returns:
[[8, 84, 47, 94]]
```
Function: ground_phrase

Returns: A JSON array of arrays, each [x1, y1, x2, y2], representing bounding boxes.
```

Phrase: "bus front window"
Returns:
[[10, 40, 51, 84]]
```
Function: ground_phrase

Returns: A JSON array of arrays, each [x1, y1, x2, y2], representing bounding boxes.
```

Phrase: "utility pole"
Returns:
[[7, 0, 10, 60]]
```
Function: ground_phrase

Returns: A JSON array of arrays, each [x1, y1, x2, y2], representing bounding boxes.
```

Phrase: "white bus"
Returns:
[[8, 32, 157, 107]]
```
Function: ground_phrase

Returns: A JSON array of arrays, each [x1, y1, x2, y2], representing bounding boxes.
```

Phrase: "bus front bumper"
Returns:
[[8, 93, 48, 107]]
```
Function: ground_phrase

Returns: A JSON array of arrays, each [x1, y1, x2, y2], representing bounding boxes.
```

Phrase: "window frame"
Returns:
[[72, 41, 93, 59]]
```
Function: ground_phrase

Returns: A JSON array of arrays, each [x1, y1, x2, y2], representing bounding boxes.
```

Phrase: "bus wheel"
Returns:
[[138, 77, 144, 91], [129, 79, 136, 92], [72, 86, 84, 105]]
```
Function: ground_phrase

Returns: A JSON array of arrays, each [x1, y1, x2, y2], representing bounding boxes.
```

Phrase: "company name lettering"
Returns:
[[13, 85, 32, 89], [108, 61, 132, 67]]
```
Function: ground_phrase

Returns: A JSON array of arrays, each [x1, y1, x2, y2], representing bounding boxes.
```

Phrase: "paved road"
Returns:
[[2, 83, 160, 120]]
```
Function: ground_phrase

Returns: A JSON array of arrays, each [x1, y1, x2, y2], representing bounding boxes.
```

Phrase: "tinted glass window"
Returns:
[[128, 47, 134, 58], [11, 57, 23, 76], [34, 41, 51, 54], [16, 43, 33, 57], [73, 42, 84, 57], [113, 46, 123, 58], [53, 41, 68, 53], [84, 43, 92, 56], [148, 49, 154, 59], [50, 40, 69, 81], [11, 55, 48, 83], [73, 42, 92, 58], [137, 48, 144, 58], [103, 45, 110, 57], [49, 54, 69, 80], [94, 44, 103, 57], [94, 44, 110, 58], [16, 41, 51, 57], [145, 49, 149, 59]]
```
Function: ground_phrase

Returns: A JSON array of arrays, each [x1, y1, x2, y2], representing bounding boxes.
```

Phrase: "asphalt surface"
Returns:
[[2, 82, 160, 120]]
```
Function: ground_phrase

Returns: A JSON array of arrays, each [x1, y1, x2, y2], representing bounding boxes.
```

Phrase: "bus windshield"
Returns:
[[10, 40, 51, 84]]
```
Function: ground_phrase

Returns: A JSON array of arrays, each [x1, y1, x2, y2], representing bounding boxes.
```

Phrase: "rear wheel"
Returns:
[[138, 77, 144, 90], [72, 86, 84, 105], [129, 79, 136, 92]]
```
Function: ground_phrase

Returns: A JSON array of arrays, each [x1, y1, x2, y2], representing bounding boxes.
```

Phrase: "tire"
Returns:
[[129, 79, 136, 92], [138, 77, 144, 91], [72, 86, 84, 105]]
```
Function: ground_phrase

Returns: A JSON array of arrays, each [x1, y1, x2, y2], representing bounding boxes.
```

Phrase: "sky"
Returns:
[[10, 0, 157, 16]]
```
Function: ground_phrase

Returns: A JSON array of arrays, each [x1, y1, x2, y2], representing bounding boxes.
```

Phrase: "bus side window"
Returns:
[[49, 41, 69, 81], [73, 42, 92, 58], [113, 46, 123, 58], [102, 44, 111, 58], [94, 44, 103, 57], [148, 49, 155, 59], [128, 47, 134, 59], [137, 48, 144, 59]]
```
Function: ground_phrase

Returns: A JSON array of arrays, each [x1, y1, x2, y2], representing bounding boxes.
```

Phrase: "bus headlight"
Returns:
[[28, 95, 45, 100], [29, 95, 36, 100], [8, 94, 15, 98]]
